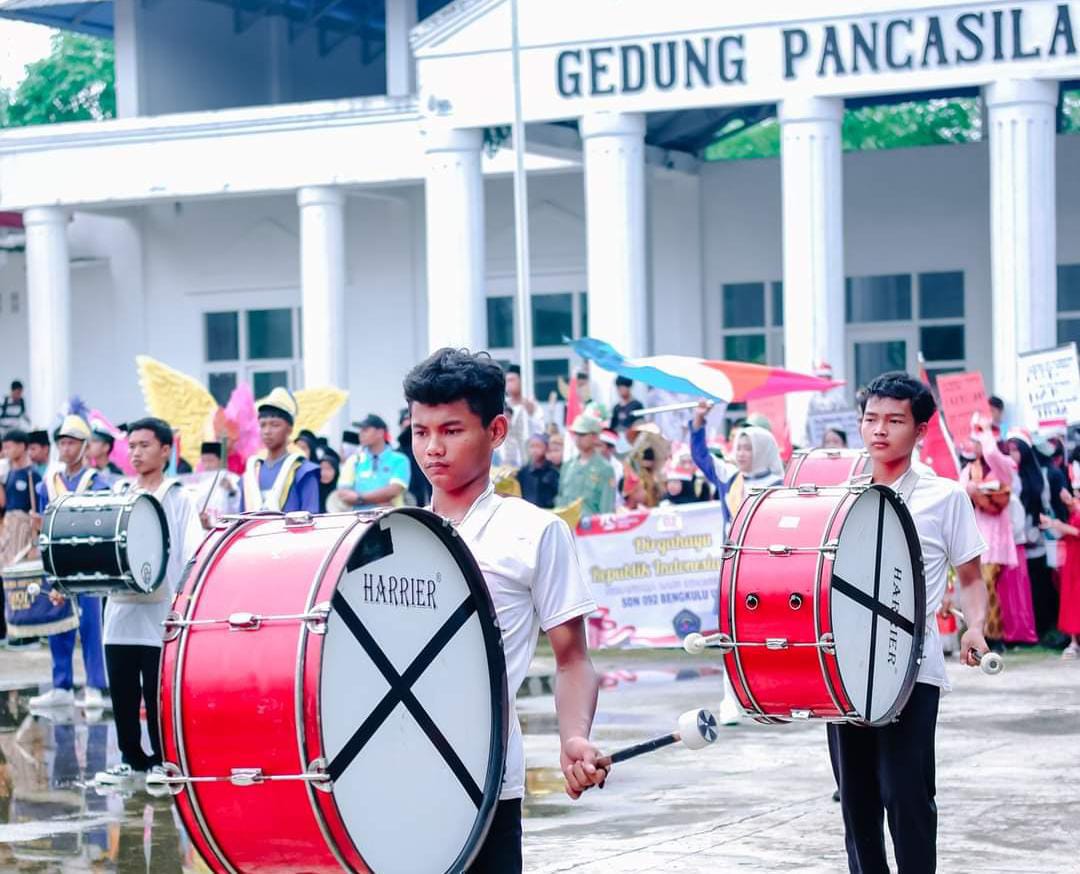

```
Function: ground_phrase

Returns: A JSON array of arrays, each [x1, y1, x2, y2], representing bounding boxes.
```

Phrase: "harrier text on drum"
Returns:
[[158, 507, 507, 874], [717, 484, 925, 726]]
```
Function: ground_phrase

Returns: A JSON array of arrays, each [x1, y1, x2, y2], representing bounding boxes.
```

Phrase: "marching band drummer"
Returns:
[[28, 415, 110, 711], [404, 348, 606, 873], [93, 417, 203, 790], [195, 441, 240, 528], [830, 373, 989, 874], [240, 388, 320, 515]]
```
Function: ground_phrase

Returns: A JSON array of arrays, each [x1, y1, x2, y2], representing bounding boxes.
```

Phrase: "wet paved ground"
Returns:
[[0, 643, 1076, 872]]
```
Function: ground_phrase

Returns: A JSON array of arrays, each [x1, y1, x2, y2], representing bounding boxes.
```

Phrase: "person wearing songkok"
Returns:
[[0, 381, 28, 431], [27, 430, 50, 477], [335, 414, 411, 511], [403, 348, 603, 872], [195, 441, 240, 527], [94, 417, 204, 789], [517, 433, 560, 510], [28, 415, 110, 710], [240, 388, 320, 514]]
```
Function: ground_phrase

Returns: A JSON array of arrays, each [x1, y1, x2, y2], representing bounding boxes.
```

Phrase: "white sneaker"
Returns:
[[1062, 642, 1079, 660], [145, 765, 171, 797], [28, 687, 75, 708], [718, 696, 742, 726], [94, 764, 139, 787], [76, 687, 105, 709]]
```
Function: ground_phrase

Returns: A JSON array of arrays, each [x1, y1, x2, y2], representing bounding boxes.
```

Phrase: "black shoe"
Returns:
[[832, 789, 841, 803]]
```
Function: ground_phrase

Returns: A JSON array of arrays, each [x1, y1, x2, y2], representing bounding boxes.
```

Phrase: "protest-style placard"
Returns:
[[806, 408, 864, 448], [1017, 344, 1080, 429], [935, 371, 990, 444]]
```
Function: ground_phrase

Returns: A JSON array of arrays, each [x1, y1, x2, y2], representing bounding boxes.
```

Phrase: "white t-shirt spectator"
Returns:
[[453, 485, 596, 800], [898, 470, 986, 692], [104, 481, 204, 647]]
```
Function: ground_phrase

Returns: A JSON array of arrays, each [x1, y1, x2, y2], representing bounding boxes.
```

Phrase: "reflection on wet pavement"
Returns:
[[0, 685, 196, 873], [0, 663, 719, 870]]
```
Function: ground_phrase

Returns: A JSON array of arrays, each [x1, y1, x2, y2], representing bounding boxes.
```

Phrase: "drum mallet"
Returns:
[[596, 708, 718, 771], [949, 608, 1004, 675], [682, 632, 729, 654]]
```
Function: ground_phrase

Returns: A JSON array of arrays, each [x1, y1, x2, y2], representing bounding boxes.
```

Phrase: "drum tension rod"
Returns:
[[722, 541, 839, 559], [161, 602, 332, 635], [150, 761, 333, 795], [684, 632, 836, 654]]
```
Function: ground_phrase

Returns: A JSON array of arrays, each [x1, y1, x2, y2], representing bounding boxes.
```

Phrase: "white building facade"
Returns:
[[0, 0, 1078, 431]]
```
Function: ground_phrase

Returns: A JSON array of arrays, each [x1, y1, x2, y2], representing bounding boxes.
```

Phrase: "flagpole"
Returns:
[[509, 0, 534, 400]]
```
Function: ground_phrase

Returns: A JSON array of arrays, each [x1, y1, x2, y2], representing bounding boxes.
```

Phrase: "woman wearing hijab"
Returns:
[[1008, 433, 1059, 643], [317, 447, 340, 514]]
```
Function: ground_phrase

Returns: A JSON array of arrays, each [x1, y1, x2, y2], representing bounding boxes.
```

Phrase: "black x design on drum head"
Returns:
[[327, 591, 484, 808], [697, 710, 718, 744]]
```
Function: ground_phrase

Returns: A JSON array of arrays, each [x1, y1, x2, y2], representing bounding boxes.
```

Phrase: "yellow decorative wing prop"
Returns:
[[135, 355, 218, 466], [293, 387, 349, 437]]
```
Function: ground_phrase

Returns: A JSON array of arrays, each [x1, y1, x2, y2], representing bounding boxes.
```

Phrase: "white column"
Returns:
[[386, 0, 417, 98], [779, 95, 845, 440], [113, 0, 144, 118], [423, 126, 485, 353], [298, 187, 347, 396], [581, 111, 647, 406], [985, 79, 1058, 409], [24, 207, 71, 428]]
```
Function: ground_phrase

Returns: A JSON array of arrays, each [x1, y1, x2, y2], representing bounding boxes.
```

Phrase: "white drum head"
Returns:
[[320, 510, 506, 874], [126, 494, 168, 593], [830, 487, 924, 725]]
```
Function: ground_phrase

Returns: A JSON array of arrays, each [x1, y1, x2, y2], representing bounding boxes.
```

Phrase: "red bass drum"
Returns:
[[783, 448, 871, 488], [158, 508, 507, 874], [718, 484, 925, 726]]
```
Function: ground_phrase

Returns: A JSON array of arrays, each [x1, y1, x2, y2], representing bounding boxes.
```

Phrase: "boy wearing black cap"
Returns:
[[336, 413, 411, 511], [609, 376, 643, 433], [0, 381, 27, 431], [87, 421, 123, 484], [196, 441, 239, 526], [241, 388, 320, 514]]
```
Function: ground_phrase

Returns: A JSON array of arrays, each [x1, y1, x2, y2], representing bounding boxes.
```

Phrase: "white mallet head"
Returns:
[[683, 633, 707, 655], [26, 582, 41, 598], [678, 708, 719, 750], [979, 652, 1004, 675]]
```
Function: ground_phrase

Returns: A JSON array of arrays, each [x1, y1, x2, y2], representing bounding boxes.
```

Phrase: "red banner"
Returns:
[[935, 371, 991, 448]]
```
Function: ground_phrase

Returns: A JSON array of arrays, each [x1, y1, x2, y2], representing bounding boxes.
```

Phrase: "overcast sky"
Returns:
[[0, 20, 56, 92]]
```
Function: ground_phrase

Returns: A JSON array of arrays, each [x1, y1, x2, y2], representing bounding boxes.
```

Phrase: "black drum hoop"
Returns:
[[831, 484, 926, 727], [320, 507, 509, 874]]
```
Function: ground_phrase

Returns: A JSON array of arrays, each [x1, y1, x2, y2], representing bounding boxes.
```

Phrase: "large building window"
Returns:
[[203, 307, 302, 406], [1057, 265, 1080, 348], [846, 270, 965, 388], [486, 290, 588, 401], [717, 281, 784, 365]]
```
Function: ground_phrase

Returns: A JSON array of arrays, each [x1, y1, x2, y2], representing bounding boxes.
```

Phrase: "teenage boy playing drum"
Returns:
[[830, 372, 989, 873], [93, 417, 204, 789], [403, 348, 606, 873]]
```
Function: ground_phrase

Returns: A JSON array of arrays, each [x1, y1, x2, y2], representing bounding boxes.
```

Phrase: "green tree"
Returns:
[[3, 32, 114, 128], [706, 97, 983, 161]]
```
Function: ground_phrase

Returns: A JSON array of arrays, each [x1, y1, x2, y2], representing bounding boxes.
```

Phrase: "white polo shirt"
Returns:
[[452, 485, 596, 800], [894, 470, 985, 692], [104, 483, 204, 648]]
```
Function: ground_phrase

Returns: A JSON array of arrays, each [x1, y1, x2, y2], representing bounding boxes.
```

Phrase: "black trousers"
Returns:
[[468, 799, 522, 873], [1027, 554, 1060, 640], [827, 683, 940, 874], [105, 644, 163, 771]]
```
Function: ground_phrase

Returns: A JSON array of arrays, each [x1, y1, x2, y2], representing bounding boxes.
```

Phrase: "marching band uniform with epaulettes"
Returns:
[[240, 388, 320, 514]]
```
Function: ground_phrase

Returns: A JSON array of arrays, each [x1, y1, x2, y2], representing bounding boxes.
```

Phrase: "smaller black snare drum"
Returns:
[[40, 492, 170, 595]]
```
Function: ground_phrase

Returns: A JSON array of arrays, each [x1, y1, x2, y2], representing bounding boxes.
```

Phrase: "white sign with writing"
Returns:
[[1018, 343, 1080, 428], [807, 408, 864, 448]]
